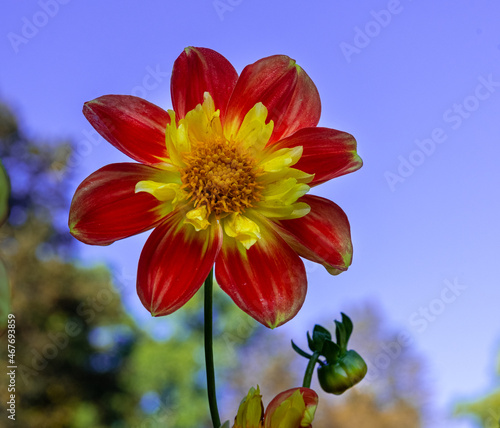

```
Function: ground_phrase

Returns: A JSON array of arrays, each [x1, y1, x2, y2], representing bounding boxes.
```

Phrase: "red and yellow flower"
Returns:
[[69, 47, 362, 328], [233, 386, 318, 428]]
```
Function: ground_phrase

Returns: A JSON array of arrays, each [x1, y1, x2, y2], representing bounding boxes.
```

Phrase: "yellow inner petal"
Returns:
[[230, 102, 274, 154], [135, 173, 184, 216], [135, 181, 182, 202], [258, 146, 303, 172], [184, 205, 211, 231], [165, 110, 191, 167], [234, 386, 263, 428], [269, 390, 306, 428], [223, 213, 262, 250]]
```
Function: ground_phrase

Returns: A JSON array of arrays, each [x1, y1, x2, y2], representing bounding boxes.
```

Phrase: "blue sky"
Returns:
[[2, 1, 500, 427]]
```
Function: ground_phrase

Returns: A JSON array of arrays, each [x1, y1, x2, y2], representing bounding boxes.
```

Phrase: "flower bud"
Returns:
[[233, 386, 264, 428], [263, 388, 318, 428], [317, 350, 367, 395]]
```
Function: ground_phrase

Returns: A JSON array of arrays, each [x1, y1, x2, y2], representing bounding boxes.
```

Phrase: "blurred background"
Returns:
[[1, 1, 499, 427]]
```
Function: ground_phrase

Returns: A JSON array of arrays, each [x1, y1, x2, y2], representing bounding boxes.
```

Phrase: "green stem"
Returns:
[[204, 268, 221, 428], [302, 351, 321, 389]]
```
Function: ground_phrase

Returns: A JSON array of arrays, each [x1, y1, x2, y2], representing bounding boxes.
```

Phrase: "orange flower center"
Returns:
[[180, 140, 263, 216]]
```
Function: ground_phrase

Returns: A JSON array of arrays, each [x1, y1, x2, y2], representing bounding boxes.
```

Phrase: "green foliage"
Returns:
[[0, 146, 11, 329], [0, 158, 9, 225], [455, 348, 500, 428], [0, 258, 9, 328]]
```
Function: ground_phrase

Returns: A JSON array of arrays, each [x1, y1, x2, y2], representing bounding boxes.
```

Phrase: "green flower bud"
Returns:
[[317, 350, 367, 395]]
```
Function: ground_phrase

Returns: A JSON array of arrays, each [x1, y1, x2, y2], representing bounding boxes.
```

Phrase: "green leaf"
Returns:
[[321, 339, 341, 364], [0, 159, 10, 226], [313, 324, 332, 341], [291, 340, 313, 360], [341, 313, 353, 343], [312, 324, 331, 351], [335, 320, 346, 350], [0, 258, 10, 328], [307, 331, 315, 351]]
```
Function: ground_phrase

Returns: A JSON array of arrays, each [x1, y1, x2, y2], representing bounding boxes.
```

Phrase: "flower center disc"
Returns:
[[181, 141, 262, 217]]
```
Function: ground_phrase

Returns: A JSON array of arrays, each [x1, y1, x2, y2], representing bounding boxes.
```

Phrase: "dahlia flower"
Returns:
[[69, 47, 362, 328]]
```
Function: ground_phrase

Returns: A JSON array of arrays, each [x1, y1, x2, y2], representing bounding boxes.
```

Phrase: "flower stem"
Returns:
[[204, 268, 221, 428], [302, 351, 321, 389]]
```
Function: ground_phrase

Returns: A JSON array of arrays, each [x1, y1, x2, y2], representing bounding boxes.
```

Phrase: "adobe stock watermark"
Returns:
[[133, 401, 181, 428], [7, 0, 72, 54], [485, 408, 500, 428], [339, 0, 409, 63], [385, 74, 500, 191], [220, 312, 254, 359], [18, 288, 115, 386], [52, 64, 169, 181], [363, 329, 414, 383], [213, 0, 243, 21], [365, 278, 466, 382], [16, 268, 132, 386], [408, 278, 467, 333], [130, 65, 170, 99]]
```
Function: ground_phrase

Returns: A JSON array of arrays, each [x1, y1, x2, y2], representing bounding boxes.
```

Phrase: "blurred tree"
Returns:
[[0, 154, 10, 327], [0, 157, 9, 225], [0, 103, 71, 251], [454, 348, 500, 428], [0, 101, 137, 427]]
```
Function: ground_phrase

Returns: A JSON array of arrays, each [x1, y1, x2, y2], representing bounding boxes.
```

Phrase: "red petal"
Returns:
[[137, 212, 222, 316], [272, 127, 362, 186], [83, 95, 170, 165], [171, 47, 238, 120], [215, 217, 306, 328], [225, 55, 321, 143], [275, 195, 353, 274], [69, 163, 169, 246], [264, 388, 318, 428]]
